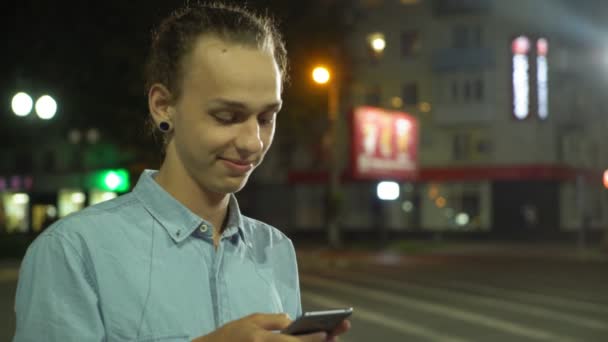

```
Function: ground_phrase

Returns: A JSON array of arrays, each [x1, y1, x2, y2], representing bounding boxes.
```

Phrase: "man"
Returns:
[[14, 3, 350, 341]]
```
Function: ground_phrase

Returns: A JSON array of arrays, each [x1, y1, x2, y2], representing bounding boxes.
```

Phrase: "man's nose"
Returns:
[[235, 118, 264, 155]]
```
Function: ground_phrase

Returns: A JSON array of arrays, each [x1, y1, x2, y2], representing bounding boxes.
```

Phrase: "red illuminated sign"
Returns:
[[351, 106, 418, 180]]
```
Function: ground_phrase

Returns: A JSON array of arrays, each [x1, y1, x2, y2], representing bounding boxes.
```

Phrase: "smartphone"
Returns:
[[281, 308, 353, 335]]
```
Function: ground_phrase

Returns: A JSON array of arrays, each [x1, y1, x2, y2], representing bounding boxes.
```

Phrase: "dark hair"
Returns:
[[144, 1, 288, 147]]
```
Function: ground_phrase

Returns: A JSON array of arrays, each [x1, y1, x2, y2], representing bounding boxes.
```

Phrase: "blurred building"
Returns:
[[0, 128, 133, 235], [265, 0, 608, 238]]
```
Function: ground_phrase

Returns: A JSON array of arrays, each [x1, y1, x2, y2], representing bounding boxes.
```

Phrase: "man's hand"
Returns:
[[326, 319, 351, 342], [193, 313, 331, 342]]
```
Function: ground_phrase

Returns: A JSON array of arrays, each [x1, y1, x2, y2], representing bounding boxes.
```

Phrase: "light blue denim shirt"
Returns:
[[14, 170, 302, 342]]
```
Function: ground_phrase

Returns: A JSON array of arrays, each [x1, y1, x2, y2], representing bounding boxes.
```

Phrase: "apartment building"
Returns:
[[279, 0, 608, 236]]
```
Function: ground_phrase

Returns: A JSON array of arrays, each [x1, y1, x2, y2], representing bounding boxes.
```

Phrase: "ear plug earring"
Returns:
[[159, 121, 171, 132]]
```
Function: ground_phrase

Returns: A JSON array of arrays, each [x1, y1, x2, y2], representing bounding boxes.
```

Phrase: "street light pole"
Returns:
[[327, 80, 342, 248], [312, 66, 343, 248]]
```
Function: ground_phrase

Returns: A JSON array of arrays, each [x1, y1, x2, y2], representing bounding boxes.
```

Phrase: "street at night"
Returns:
[[300, 250, 608, 341], [3, 0, 608, 341], [2, 244, 607, 341]]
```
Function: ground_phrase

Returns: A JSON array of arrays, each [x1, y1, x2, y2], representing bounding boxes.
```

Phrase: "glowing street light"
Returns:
[[35, 95, 57, 120], [367, 33, 386, 54], [603, 169, 608, 189], [311, 65, 338, 121], [312, 66, 331, 84], [371, 37, 386, 52], [11, 92, 33, 117]]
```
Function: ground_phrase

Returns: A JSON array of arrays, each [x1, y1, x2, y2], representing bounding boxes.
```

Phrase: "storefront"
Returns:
[[0, 169, 129, 234]]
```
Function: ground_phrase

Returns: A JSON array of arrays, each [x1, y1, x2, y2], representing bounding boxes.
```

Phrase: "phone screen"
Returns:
[[281, 308, 353, 335]]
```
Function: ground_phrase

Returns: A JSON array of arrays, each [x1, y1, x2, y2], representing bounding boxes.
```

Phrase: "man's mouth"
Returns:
[[218, 157, 255, 173]]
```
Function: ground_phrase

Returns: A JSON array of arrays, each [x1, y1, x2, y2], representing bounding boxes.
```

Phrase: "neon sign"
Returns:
[[537, 38, 549, 119], [512, 36, 530, 120], [511, 36, 549, 120]]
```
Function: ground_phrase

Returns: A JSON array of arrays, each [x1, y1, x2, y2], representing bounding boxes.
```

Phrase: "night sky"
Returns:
[[2, 0, 347, 155]]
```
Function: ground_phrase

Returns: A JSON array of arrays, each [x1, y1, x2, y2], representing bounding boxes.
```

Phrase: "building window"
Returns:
[[472, 25, 482, 47], [402, 82, 419, 106], [451, 80, 459, 102], [401, 30, 420, 57], [463, 81, 472, 102], [365, 85, 382, 106], [453, 131, 491, 161], [452, 25, 469, 48], [449, 78, 484, 103], [452, 132, 472, 161], [474, 79, 484, 101], [451, 25, 482, 48]]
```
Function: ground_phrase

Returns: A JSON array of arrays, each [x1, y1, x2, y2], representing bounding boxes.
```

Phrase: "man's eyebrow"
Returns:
[[209, 99, 283, 112]]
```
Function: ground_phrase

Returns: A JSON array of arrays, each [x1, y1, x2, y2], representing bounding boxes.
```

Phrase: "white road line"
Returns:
[[302, 275, 577, 342], [322, 270, 608, 331], [450, 281, 608, 315], [491, 274, 608, 304], [302, 291, 470, 342]]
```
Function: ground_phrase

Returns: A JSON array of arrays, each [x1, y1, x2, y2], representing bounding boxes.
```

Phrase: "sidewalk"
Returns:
[[295, 240, 608, 269]]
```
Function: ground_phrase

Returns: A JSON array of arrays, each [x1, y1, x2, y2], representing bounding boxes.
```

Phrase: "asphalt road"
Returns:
[[1, 254, 607, 341], [299, 255, 608, 342]]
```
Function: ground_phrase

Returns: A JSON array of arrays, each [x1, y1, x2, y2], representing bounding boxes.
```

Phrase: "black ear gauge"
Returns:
[[159, 121, 171, 132]]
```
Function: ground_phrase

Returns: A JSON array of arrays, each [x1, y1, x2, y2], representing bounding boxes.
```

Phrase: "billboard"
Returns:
[[350, 106, 418, 180]]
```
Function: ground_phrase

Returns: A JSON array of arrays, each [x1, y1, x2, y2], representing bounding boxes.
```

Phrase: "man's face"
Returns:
[[168, 35, 282, 194]]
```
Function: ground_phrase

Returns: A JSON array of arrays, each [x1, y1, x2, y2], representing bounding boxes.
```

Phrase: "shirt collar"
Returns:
[[132, 169, 246, 244]]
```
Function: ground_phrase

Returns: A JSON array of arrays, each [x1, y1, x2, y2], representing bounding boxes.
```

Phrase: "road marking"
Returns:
[[321, 269, 608, 331], [302, 291, 470, 342], [495, 273, 608, 304], [302, 275, 577, 342], [450, 281, 608, 315], [0, 268, 19, 283]]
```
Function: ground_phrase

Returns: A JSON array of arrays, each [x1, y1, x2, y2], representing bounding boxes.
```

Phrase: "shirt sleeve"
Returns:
[[13, 232, 105, 342]]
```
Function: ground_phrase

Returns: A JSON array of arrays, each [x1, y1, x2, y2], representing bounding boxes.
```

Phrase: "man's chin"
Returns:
[[216, 176, 249, 194]]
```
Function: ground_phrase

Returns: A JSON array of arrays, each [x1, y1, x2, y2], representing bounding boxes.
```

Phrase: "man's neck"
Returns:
[[154, 160, 230, 235]]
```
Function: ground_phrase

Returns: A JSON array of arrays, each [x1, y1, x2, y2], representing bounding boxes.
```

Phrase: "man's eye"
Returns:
[[214, 112, 237, 123], [259, 113, 276, 125]]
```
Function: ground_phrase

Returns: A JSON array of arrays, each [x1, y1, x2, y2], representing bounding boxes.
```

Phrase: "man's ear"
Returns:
[[148, 83, 174, 127]]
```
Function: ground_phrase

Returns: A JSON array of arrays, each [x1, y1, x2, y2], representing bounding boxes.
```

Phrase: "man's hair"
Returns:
[[143, 1, 288, 148]]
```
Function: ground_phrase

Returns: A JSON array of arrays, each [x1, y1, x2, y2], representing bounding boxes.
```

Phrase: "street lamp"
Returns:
[[371, 37, 386, 52], [11, 92, 34, 117], [312, 66, 331, 84], [11, 92, 57, 120], [35, 95, 57, 120], [312, 64, 342, 248], [312, 65, 339, 122], [367, 33, 386, 55]]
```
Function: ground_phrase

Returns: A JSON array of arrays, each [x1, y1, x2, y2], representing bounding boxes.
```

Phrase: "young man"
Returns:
[[13, 3, 350, 341]]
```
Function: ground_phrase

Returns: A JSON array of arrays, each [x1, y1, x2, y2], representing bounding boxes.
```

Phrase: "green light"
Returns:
[[104, 171, 122, 191], [91, 169, 130, 192]]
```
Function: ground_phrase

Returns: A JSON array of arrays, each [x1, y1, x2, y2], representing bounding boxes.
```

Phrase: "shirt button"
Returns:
[[199, 224, 209, 233]]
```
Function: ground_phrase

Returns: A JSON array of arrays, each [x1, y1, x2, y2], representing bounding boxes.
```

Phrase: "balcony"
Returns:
[[432, 47, 495, 72]]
